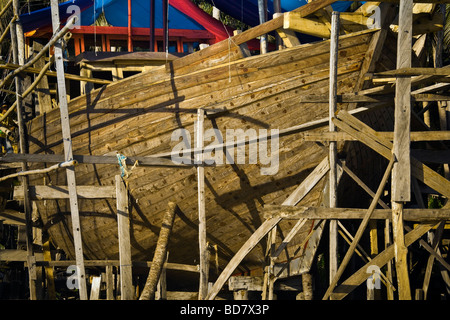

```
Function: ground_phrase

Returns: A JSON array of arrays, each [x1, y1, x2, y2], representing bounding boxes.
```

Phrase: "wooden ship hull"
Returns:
[[25, 28, 390, 279]]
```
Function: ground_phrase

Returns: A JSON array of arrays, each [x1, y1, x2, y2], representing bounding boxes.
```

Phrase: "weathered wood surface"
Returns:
[[263, 206, 450, 221], [25, 30, 385, 275]]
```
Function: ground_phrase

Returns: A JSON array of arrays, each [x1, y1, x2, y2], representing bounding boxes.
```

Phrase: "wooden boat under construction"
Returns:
[[22, 26, 391, 278]]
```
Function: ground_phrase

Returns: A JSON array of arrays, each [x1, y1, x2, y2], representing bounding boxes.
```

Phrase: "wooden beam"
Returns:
[[328, 11, 340, 289], [206, 153, 332, 300], [274, 12, 301, 48], [12, 0, 37, 300], [0, 63, 113, 85], [376, 67, 450, 77], [14, 185, 116, 200], [168, 0, 337, 73], [116, 175, 133, 300], [35, 259, 199, 273], [263, 206, 450, 221], [330, 222, 439, 300], [50, 0, 88, 300]]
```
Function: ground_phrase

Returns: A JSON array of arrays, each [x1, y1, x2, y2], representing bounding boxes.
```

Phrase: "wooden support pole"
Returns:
[[391, 0, 413, 300], [258, 0, 268, 54], [206, 154, 332, 300], [162, 0, 168, 53], [11, 0, 37, 300], [116, 175, 133, 300], [140, 202, 177, 300], [105, 265, 115, 300], [323, 155, 395, 300], [392, 0, 412, 203], [196, 108, 209, 300], [331, 222, 439, 300], [50, 0, 88, 300], [329, 11, 340, 287]]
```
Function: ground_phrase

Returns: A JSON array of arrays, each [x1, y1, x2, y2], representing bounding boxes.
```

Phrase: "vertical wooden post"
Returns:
[[50, 0, 88, 300], [197, 108, 209, 300], [149, 0, 155, 51], [105, 265, 115, 300], [328, 11, 340, 288], [12, 0, 38, 300], [392, 0, 413, 300], [162, 0, 169, 53], [258, 0, 268, 54], [116, 175, 133, 300]]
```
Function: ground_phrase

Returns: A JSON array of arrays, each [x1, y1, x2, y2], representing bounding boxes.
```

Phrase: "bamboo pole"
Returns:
[[140, 202, 177, 300]]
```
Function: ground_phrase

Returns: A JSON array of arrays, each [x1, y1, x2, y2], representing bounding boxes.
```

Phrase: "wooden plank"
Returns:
[[51, 0, 88, 300], [391, 202, 412, 299], [376, 67, 450, 77], [105, 265, 115, 300], [35, 259, 199, 272], [116, 175, 133, 300], [12, 0, 37, 300], [0, 153, 190, 167], [263, 206, 450, 221], [13, 185, 116, 200], [206, 154, 331, 300], [392, 0, 413, 299]]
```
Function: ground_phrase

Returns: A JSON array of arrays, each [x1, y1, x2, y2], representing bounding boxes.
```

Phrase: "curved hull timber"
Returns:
[[26, 29, 382, 273]]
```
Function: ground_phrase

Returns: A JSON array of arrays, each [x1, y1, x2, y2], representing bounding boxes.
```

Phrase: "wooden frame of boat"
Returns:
[[0, 0, 449, 301]]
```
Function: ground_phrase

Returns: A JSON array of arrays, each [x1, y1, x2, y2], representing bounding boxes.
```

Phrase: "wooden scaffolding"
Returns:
[[0, 0, 449, 301]]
